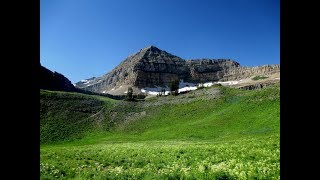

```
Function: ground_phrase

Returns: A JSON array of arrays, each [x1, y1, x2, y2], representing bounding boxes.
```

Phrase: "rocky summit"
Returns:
[[75, 46, 280, 95]]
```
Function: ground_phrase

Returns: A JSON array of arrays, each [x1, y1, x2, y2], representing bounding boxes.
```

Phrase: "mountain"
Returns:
[[40, 64, 77, 92], [75, 46, 280, 95]]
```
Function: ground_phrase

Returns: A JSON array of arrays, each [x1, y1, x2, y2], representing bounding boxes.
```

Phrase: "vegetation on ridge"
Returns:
[[252, 75, 269, 81], [40, 90, 116, 143]]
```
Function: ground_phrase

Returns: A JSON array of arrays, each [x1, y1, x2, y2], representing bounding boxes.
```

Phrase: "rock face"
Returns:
[[40, 64, 77, 92], [238, 81, 278, 90], [222, 65, 280, 81], [186, 59, 240, 83], [75, 46, 280, 95]]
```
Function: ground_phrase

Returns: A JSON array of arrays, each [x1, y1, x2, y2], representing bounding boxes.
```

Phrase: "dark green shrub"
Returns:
[[125, 87, 134, 101], [135, 93, 146, 99], [170, 80, 179, 96], [252, 76, 268, 81]]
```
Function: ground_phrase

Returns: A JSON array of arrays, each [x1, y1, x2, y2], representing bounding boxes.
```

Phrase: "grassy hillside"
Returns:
[[40, 84, 280, 179], [49, 84, 279, 144], [40, 90, 116, 143], [116, 85, 279, 141]]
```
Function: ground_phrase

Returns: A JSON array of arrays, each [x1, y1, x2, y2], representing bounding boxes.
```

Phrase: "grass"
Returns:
[[107, 84, 279, 142], [252, 75, 269, 81], [41, 135, 279, 179], [40, 90, 116, 144], [40, 83, 280, 179]]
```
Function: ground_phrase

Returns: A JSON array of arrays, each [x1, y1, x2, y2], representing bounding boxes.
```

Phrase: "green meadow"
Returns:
[[40, 84, 280, 179]]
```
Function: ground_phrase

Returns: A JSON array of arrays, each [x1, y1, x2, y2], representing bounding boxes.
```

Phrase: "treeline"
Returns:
[[75, 88, 146, 100], [74, 88, 126, 100]]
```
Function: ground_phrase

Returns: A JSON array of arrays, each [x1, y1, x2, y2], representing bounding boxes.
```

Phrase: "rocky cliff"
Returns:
[[186, 59, 240, 83], [222, 65, 280, 81], [75, 46, 280, 95], [40, 64, 77, 92]]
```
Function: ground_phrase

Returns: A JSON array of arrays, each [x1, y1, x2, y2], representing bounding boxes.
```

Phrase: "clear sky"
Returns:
[[41, 0, 279, 83]]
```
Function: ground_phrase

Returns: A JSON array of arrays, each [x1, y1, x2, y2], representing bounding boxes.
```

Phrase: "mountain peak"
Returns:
[[141, 45, 161, 52], [74, 46, 279, 95]]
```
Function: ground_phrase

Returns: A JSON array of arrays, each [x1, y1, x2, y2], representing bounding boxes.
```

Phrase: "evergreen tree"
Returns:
[[170, 80, 179, 95], [126, 87, 134, 100]]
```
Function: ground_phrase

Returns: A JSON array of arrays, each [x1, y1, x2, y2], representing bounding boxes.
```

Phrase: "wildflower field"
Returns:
[[41, 135, 279, 179]]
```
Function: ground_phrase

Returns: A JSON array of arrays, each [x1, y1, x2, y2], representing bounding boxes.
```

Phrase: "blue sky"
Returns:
[[41, 0, 279, 83]]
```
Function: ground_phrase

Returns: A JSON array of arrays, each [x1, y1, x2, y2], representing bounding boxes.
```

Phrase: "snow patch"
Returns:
[[141, 87, 170, 96], [217, 80, 239, 85], [140, 79, 242, 96], [179, 80, 196, 88], [178, 86, 197, 93], [80, 79, 92, 85], [202, 82, 214, 87], [141, 80, 198, 96]]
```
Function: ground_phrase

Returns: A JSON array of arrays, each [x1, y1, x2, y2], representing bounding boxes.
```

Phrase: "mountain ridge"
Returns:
[[40, 64, 77, 92], [76, 46, 278, 95]]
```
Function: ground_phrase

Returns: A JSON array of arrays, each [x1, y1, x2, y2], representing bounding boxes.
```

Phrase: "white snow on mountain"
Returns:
[[140, 79, 240, 96]]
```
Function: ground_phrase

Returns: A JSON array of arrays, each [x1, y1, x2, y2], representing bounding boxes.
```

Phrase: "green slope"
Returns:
[[40, 84, 280, 179], [40, 90, 116, 144], [41, 84, 279, 144], [116, 85, 279, 141]]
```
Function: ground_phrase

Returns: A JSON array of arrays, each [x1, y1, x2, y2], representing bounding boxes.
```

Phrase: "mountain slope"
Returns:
[[40, 64, 77, 92], [75, 46, 189, 93], [75, 46, 247, 94], [40, 83, 279, 144], [40, 90, 116, 143], [117, 84, 280, 141], [75, 46, 279, 95]]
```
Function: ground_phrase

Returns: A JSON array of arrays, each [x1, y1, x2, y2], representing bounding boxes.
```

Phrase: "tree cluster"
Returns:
[[170, 80, 179, 96], [125, 87, 134, 101]]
